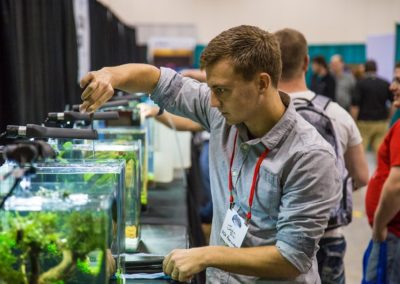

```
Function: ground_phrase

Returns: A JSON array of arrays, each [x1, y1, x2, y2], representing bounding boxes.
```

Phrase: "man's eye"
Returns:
[[215, 88, 225, 95]]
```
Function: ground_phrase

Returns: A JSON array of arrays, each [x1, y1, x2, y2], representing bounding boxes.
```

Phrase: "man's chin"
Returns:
[[224, 118, 237, 125]]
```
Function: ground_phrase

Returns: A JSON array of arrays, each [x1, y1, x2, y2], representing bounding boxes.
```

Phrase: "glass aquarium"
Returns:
[[0, 159, 127, 273], [56, 141, 142, 252], [96, 127, 149, 210], [0, 181, 113, 284]]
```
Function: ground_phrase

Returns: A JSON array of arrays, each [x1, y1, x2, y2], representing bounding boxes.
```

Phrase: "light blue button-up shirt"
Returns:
[[151, 68, 341, 284]]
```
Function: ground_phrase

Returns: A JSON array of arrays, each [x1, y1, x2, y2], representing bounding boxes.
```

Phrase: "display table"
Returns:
[[125, 178, 189, 283]]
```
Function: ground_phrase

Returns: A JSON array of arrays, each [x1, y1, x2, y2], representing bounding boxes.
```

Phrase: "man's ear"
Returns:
[[303, 55, 310, 72], [259, 73, 271, 93]]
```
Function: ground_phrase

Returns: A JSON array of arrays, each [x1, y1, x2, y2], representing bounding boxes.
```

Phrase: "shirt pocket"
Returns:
[[252, 168, 281, 220]]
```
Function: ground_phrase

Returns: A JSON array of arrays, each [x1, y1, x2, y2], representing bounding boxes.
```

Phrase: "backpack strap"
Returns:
[[311, 94, 331, 110]]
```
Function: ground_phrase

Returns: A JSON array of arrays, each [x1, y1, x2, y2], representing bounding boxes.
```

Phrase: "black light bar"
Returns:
[[47, 111, 119, 122], [6, 124, 98, 140]]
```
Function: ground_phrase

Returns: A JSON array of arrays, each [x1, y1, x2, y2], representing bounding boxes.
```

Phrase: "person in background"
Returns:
[[351, 60, 393, 155], [351, 64, 365, 82], [79, 25, 341, 283], [180, 69, 206, 82], [275, 28, 369, 284], [141, 105, 203, 132], [330, 54, 356, 112], [310, 55, 336, 101], [389, 63, 400, 127], [364, 62, 400, 284]]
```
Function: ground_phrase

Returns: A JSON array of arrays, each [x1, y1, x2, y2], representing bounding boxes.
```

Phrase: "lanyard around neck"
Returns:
[[228, 130, 269, 222]]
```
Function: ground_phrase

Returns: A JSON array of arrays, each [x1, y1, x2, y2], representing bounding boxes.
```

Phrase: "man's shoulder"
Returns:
[[342, 72, 356, 83], [325, 101, 358, 139], [325, 100, 351, 119], [326, 73, 336, 81], [290, 113, 337, 157], [376, 76, 391, 86]]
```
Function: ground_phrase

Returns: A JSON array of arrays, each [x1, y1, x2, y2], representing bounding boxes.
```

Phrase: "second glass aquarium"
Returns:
[[56, 141, 142, 252], [96, 127, 149, 209]]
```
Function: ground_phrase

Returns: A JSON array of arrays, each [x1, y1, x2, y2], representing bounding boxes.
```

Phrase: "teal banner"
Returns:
[[194, 43, 366, 87], [396, 23, 400, 63]]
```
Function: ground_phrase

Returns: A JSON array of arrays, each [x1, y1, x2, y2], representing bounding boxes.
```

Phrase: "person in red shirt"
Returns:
[[365, 62, 400, 282]]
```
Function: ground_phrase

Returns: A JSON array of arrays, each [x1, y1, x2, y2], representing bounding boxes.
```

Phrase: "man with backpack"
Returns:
[[275, 28, 369, 283]]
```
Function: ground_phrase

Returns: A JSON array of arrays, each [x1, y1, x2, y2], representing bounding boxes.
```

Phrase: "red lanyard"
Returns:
[[229, 130, 269, 223]]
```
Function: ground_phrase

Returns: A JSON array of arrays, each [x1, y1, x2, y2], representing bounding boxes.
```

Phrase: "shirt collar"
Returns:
[[236, 91, 297, 150], [288, 90, 316, 101]]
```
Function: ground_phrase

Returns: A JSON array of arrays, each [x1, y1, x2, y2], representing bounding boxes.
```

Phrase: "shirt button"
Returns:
[[232, 171, 238, 177], [241, 144, 249, 152]]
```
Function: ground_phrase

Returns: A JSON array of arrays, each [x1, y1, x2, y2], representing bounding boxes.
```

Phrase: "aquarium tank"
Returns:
[[56, 141, 142, 252], [1, 159, 127, 274], [0, 181, 113, 284], [96, 127, 149, 210]]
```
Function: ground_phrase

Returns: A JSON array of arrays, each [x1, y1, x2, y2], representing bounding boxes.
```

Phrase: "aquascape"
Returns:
[[57, 141, 141, 252], [0, 185, 112, 284]]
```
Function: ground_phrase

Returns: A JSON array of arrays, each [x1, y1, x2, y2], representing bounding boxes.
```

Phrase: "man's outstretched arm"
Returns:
[[80, 64, 161, 113]]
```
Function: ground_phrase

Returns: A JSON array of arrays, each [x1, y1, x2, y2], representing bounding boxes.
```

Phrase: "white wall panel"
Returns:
[[98, 0, 400, 44]]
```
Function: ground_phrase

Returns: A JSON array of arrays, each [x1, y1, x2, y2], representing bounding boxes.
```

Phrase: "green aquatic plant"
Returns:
[[0, 212, 59, 284], [56, 142, 137, 193], [0, 233, 24, 283], [53, 141, 73, 164], [0, 210, 107, 284]]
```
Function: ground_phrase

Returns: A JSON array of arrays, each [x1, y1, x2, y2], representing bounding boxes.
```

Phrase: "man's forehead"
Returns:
[[206, 74, 233, 88], [206, 62, 239, 85]]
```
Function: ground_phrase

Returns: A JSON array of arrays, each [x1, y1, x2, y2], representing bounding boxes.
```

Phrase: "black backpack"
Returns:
[[294, 95, 352, 229]]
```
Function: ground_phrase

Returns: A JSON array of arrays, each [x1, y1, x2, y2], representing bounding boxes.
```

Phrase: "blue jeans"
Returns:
[[363, 233, 400, 284], [317, 236, 346, 284]]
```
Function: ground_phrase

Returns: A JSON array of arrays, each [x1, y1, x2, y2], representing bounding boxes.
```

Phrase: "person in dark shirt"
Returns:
[[351, 60, 393, 154], [310, 56, 336, 100]]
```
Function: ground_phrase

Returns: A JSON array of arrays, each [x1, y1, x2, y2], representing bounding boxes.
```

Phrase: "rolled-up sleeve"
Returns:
[[276, 149, 342, 273], [151, 67, 214, 131]]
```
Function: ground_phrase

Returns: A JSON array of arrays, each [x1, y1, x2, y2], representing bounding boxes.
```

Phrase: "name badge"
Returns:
[[220, 208, 249, 248]]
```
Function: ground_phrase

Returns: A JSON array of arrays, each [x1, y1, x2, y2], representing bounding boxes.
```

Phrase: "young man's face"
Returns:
[[390, 68, 400, 108], [206, 58, 262, 126]]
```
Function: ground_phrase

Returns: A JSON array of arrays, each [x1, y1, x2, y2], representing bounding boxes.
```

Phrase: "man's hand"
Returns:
[[139, 103, 160, 118], [106, 249, 116, 278], [372, 225, 388, 242], [163, 248, 207, 282], [80, 68, 115, 113]]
